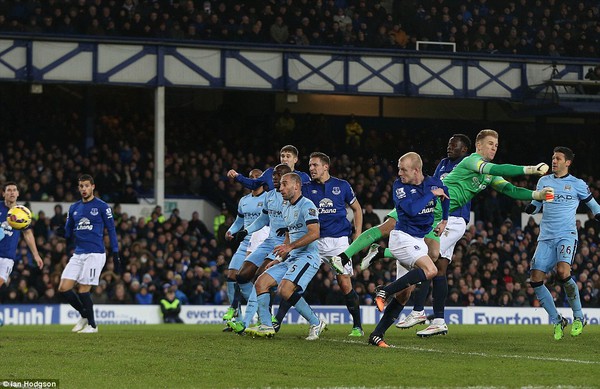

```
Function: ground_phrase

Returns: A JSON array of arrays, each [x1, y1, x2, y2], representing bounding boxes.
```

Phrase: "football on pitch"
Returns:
[[7, 205, 33, 230]]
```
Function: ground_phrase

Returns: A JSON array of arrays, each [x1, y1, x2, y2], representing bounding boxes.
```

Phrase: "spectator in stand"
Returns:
[[345, 114, 364, 150]]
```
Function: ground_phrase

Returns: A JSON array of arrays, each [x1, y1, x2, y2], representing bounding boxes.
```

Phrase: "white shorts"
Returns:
[[248, 226, 270, 253], [439, 216, 467, 261], [318, 236, 353, 276], [396, 259, 411, 279], [61, 253, 107, 286], [389, 230, 429, 269], [0, 257, 15, 283]]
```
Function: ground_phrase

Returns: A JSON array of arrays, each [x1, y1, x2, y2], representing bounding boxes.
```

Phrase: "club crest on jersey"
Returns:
[[332, 187, 341, 195], [258, 202, 263, 207], [396, 187, 406, 199], [294, 210, 299, 219], [565, 185, 571, 191], [90, 208, 99, 216]]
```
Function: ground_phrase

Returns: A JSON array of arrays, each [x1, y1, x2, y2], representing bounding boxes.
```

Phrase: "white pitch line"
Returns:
[[323, 338, 600, 365]]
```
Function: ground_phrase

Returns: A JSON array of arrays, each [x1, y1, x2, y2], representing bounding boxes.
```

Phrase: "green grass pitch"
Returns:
[[1, 324, 599, 388]]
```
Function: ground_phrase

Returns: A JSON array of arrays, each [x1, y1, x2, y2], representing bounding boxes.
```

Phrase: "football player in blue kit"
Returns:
[[0, 182, 44, 292], [370, 152, 449, 347], [395, 134, 472, 332], [57, 174, 120, 333]]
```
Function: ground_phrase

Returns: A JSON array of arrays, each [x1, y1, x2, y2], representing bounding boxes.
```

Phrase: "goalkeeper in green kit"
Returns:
[[331, 129, 554, 337]]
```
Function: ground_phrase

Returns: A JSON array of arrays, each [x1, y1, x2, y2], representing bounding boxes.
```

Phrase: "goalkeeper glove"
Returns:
[[233, 229, 248, 243], [532, 187, 554, 201], [524, 163, 549, 175], [275, 227, 289, 237], [112, 252, 122, 274]]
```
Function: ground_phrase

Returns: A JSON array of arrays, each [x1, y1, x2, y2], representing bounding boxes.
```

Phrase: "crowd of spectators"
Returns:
[[1, 102, 600, 309], [4, 194, 600, 309], [1, 0, 600, 58]]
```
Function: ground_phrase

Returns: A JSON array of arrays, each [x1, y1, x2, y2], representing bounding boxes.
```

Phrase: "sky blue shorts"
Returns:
[[243, 236, 284, 266], [265, 254, 319, 291], [531, 237, 577, 273]]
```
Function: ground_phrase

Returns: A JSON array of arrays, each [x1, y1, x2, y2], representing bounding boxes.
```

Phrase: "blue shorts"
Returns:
[[265, 254, 319, 291], [531, 238, 577, 273], [228, 239, 250, 271], [244, 236, 284, 267]]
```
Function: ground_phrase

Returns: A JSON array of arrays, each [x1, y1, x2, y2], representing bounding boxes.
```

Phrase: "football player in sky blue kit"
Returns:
[[222, 168, 267, 323], [227, 145, 310, 190], [226, 164, 292, 333], [526, 146, 600, 340], [274, 152, 364, 336], [251, 172, 326, 340], [57, 174, 120, 333], [369, 152, 449, 347], [0, 182, 44, 292]]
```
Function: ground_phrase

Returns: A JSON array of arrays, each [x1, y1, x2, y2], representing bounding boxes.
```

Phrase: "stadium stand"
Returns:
[[1, 104, 599, 308], [0, 0, 598, 58], [1, 0, 599, 306]]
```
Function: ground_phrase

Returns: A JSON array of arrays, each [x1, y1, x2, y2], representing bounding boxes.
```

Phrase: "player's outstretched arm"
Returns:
[[234, 168, 272, 190], [465, 157, 548, 177], [523, 163, 550, 175], [490, 176, 553, 201], [525, 178, 546, 214]]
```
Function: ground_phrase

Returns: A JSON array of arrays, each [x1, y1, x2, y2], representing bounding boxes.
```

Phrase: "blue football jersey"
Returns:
[[393, 176, 448, 238], [435, 156, 471, 222], [65, 197, 119, 254], [228, 191, 268, 243], [0, 202, 24, 260], [236, 167, 311, 191], [302, 176, 356, 238], [533, 174, 591, 241], [246, 188, 288, 238], [282, 196, 320, 260]]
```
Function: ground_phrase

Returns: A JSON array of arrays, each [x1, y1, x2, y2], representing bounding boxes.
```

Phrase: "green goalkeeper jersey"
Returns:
[[386, 152, 535, 223], [443, 152, 534, 210]]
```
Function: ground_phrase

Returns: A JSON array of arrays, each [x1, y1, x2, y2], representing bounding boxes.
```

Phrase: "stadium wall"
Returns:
[[28, 200, 220, 225], [2, 305, 598, 326]]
